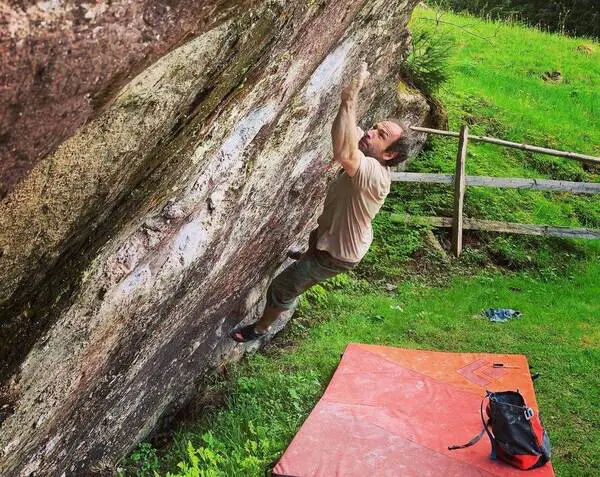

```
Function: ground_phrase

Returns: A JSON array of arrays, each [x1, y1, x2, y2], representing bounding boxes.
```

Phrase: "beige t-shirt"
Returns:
[[315, 152, 391, 263]]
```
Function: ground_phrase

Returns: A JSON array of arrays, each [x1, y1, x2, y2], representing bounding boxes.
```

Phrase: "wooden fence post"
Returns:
[[452, 125, 469, 257]]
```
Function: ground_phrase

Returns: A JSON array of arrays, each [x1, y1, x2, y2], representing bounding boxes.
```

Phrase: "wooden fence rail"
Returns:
[[397, 125, 600, 257], [391, 173, 600, 195], [391, 215, 600, 241], [411, 126, 600, 166]]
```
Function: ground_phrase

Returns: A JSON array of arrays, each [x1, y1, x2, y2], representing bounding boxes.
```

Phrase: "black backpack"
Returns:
[[449, 390, 551, 470]]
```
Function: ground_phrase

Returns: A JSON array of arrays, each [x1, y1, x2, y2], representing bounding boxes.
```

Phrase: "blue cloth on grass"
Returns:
[[483, 308, 522, 322]]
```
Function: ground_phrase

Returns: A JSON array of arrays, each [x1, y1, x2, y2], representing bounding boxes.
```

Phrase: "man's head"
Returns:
[[358, 120, 411, 167]]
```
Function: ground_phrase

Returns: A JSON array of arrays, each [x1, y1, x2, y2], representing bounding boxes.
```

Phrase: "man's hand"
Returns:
[[341, 62, 370, 103], [332, 61, 369, 176]]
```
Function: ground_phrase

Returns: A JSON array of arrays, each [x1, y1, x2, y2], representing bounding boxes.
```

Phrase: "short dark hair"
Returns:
[[385, 121, 412, 167]]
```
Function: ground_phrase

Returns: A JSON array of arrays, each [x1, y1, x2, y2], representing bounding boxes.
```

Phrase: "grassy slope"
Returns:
[[123, 262, 600, 477], [361, 6, 600, 281], [121, 7, 600, 477]]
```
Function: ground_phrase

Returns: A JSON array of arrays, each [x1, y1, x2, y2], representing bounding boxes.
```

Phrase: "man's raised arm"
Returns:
[[331, 62, 370, 177]]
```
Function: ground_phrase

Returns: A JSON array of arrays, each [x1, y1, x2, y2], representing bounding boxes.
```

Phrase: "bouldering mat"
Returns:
[[272, 343, 554, 477]]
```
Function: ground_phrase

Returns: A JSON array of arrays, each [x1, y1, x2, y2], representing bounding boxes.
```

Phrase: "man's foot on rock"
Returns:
[[230, 323, 267, 343]]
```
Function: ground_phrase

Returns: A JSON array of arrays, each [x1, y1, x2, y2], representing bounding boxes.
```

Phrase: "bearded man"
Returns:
[[231, 62, 411, 342]]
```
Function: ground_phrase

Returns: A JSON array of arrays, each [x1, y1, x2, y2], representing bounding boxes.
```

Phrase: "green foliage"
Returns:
[[358, 212, 423, 281], [435, 0, 600, 39], [163, 439, 223, 477], [126, 442, 161, 477], [320, 272, 351, 290], [299, 283, 328, 309], [401, 28, 455, 94], [457, 246, 488, 266], [129, 366, 324, 477], [402, 5, 600, 275], [123, 257, 600, 477]]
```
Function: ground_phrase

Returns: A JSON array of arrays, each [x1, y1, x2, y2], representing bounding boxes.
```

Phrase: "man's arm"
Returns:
[[331, 62, 370, 177]]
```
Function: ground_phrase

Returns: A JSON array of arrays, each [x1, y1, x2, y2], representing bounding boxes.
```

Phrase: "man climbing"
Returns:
[[231, 62, 411, 342]]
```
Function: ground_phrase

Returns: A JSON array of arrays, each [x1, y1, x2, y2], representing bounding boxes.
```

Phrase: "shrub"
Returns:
[[127, 442, 161, 477], [401, 28, 454, 95]]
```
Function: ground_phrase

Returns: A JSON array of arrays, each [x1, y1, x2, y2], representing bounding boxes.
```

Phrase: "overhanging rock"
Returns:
[[0, 0, 429, 474]]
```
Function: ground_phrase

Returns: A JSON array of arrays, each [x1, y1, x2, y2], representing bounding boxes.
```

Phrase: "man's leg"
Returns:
[[254, 304, 284, 334], [231, 251, 345, 342], [258, 254, 322, 330]]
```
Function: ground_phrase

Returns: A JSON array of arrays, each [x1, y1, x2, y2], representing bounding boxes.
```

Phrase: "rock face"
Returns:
[[0, 0, 254, 198], [0, 0, 430, 474]]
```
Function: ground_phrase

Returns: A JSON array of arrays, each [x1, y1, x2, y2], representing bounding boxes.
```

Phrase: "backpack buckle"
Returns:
[[524, 407, 534, 420]]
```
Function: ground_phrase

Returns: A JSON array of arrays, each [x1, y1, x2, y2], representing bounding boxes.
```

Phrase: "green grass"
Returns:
[[121, 256, 600, 477], [363, 5, 600, 280], [120, 7, 600, 477]]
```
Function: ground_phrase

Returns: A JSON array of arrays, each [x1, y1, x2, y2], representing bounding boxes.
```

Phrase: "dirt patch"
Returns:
[[541, 71, 563, 83], [576, 44, 594, 55]]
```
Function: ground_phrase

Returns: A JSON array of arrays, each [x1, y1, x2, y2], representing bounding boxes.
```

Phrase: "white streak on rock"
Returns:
[[290, 149, 319, 179], [304, 40, 354, 104], [117, 265, 152, 296], [174, 218, 209, 268]]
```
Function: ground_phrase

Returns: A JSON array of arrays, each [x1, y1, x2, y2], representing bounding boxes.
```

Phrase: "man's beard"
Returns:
[[358, 138, 374, 157]]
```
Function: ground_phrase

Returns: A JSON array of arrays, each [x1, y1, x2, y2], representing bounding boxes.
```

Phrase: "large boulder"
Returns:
[[0, 0, 254, 198], [0, 0, 429, 474]]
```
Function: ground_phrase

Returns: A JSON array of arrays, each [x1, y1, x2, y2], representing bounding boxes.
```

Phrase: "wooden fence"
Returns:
[[392, 125, 600, 257]]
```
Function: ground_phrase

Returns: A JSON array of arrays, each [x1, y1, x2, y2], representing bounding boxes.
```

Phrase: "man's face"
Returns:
[[358, 120, 403, 162]]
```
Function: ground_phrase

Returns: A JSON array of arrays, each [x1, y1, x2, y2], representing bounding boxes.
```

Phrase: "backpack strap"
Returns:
[[448, 392, 497, 460], [480, 391, 498, 460], [447, 426, 487, 450]]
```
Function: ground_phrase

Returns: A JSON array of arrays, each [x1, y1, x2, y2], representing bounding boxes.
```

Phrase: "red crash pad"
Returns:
[[272, 343, 554, 477]]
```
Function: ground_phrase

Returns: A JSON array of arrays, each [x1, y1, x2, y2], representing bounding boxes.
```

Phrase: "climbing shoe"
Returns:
[[230, 323, 267, 343]]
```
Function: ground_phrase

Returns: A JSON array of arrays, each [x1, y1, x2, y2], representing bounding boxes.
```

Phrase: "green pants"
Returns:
[[266, 240, 357, 310]]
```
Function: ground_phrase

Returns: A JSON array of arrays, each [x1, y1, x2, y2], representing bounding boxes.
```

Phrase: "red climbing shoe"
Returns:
[[230, 323, 267, 343]]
